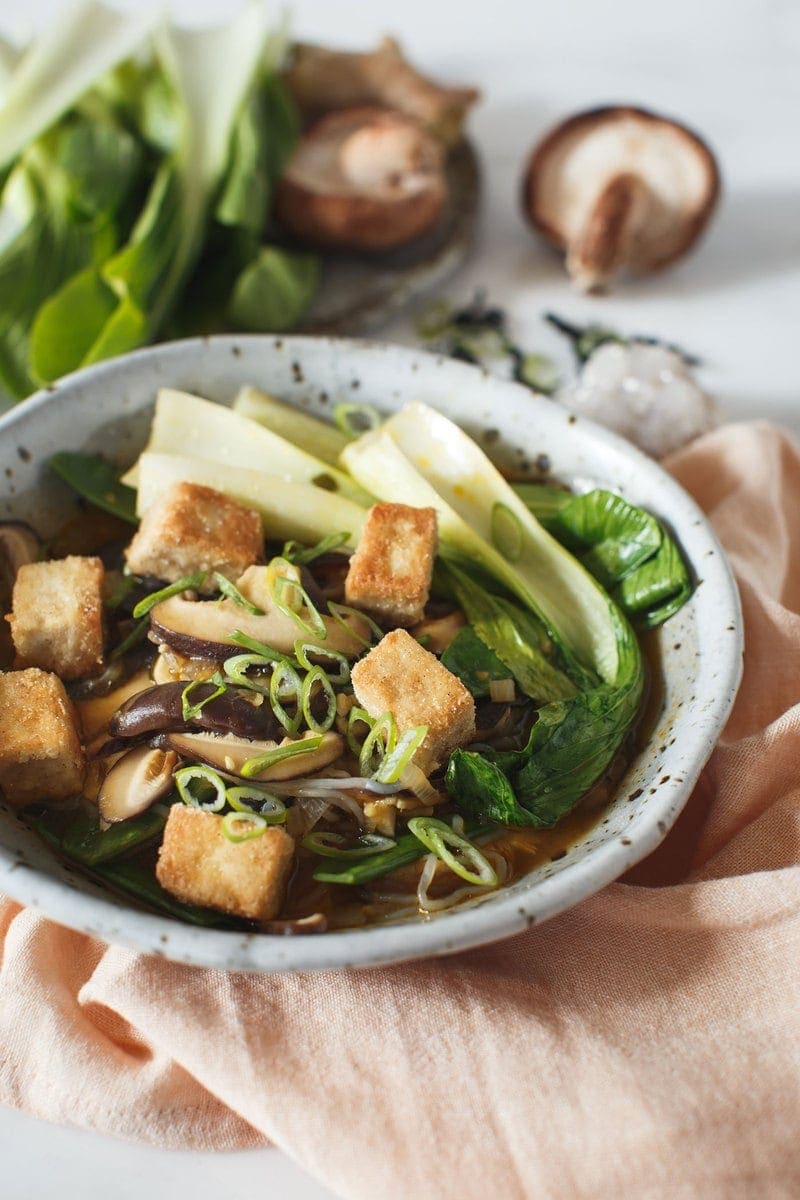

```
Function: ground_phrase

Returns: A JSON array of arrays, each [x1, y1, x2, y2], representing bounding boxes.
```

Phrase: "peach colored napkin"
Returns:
[[2, 421, 800, 1199]]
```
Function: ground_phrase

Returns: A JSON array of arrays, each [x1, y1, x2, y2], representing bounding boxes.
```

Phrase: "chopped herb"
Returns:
[[545, 312, 700, 367], [213, 571, 263, 614], [132, 571, 207, 619]]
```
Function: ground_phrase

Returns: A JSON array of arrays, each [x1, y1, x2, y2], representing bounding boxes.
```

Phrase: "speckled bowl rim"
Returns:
[[0, 336, 743, 973]]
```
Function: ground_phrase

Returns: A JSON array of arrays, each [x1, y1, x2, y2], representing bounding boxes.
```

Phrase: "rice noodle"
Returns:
[[267, 776, 403, 796]]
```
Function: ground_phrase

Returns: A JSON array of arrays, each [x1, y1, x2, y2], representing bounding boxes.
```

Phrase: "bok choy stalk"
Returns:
[[134, 452, 367, 546], [341, 402, 646, 828], [514, 484, 692, 628], [27, 2, 273, 383], [0, 0, 154, 171], [341, 401, 617, 682], [122, 388, 370, 505]]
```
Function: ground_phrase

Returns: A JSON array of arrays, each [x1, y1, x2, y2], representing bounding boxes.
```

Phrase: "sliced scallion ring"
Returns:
[[132, 570, 208, 619], [282, 530, 351, 566], [333, 402, 381, 438], [270, 573, 327, 639], [347, 706, 374, 756], [181, 678, 228, 722], [490, 501, 524, 563], [301, 666, 337, 734], [269, 661, 303, 734], [175, 764, 227, 812], [407, 816, 499, 888], [327, 600, 383, 649], [294, 640, 350, 686], [213, 572, 264, 614], [223, 652, 274, 695], [226, 787, 286, 823], [221, 811, 268, 842], [301, 831, 396, 858], [229, 630, 293, 663], [373, 724, 428, 784], [358, 710, 396, 777], [241, 735, 324, 779]]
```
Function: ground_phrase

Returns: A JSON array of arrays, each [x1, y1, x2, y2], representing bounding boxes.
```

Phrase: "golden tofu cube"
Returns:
[[345, 503, 437, 627], [0, 668, 85, 805], [156, 805, 295, 921], [351, 628, 475, 772], [125, 481, 263, 593], [8, 556, 104, 680]]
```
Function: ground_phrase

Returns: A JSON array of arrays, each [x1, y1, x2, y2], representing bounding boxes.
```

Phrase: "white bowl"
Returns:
[[0, 336, 742, 972]]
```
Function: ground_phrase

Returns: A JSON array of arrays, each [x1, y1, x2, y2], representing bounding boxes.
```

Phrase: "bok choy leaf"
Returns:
[[515, 484, 692, 628], [27, 1, 272, 384]]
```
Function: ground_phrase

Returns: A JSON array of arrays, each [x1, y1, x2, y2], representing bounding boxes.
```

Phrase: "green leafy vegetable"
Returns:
[[59, 805, 167, 865], [48, 450, 138, 522], [514, 484, 693, 629], [441, 626, 519, 698], [228, 246, 320, 333], [441, 562, 578, 703]]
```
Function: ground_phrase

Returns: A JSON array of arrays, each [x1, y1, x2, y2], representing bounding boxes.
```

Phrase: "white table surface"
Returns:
[[2, 1, 799, 1196]]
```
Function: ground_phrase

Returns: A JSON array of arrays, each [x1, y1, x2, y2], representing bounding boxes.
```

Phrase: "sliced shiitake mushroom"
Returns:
[[158, 729, 344, 781], [275, 107, 447, 252], [98, 745, 179, 823], [149, 589, 368, 661], [109, 682, 279, 742], [522, 106, 720, 292], [284, 37, 479, 145]]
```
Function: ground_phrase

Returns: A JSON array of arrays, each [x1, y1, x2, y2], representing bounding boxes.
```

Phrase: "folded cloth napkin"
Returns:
[[2, 421, 800, 1200]]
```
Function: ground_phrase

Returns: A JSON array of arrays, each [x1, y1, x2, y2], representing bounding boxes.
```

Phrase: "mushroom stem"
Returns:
[[567, 172, 652, 293], [284, 38, 479, 144]]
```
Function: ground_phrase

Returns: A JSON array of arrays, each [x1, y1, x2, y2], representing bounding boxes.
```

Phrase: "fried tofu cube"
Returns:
[[345, 503, 437, 627], [125, 482, 263, 594], [0, 669, 85, 805], [8, 556, 104, 680], [351, 628, 475, 772], [156, 806, 295, 922]]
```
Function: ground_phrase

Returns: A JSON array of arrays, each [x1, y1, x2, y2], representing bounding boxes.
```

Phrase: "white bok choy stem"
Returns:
[[341, 401, 619, 683], [135, 451, 367, 546], [0, 0, 155, 170], [124, 388, 370, 505]]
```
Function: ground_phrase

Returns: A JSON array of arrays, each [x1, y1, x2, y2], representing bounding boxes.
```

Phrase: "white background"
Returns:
[[1, 1, 799, 1197]]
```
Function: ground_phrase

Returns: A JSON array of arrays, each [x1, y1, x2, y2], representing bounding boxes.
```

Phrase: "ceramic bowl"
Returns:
[[0, 336, 742, 972]]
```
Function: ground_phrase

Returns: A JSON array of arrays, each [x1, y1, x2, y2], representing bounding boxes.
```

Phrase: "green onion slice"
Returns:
[[327, 601, 383, 650], [407, 817, 498, 888], [358, 710, 396, 777], [181, 678, 227, 722], [490, 502, 524, 563], [214, 572, 264, 614], [241, 735, 324, 779], [229, 630, 293, 663], [223, 653, 274, 695], [175, 764, 227, 812], [374, 725, 428, 784], [301, 666, 337, 734], [221, 811, 268, 842], [347, 706, 374, 757], [282, 530, 350, 566], [268, 563, 327, 639], [295, 640, 350, 686], [226, 787, 287, 823], [301, 831, 396, 858], [269, 661, 303, 735], [333, 402, 381, 438], [132, 571, 208, 619]]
